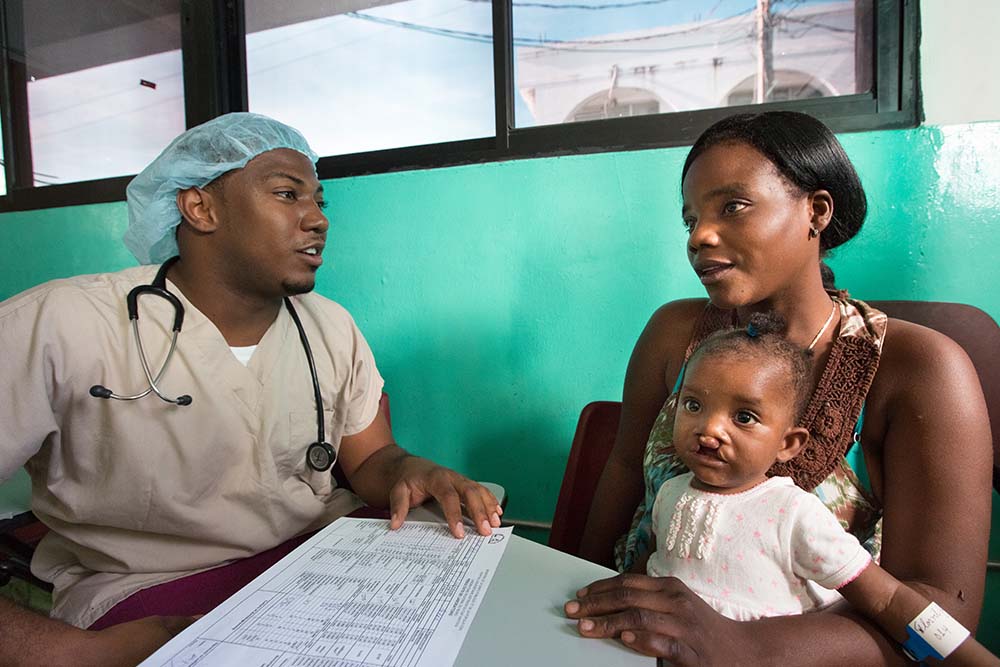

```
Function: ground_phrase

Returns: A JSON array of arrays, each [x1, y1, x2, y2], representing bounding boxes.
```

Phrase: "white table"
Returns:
[[454, 531, 654, 666]]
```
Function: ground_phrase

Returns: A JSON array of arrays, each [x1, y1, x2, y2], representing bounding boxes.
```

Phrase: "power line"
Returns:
[[466, 0, 678, 9], [0, 158, 60, 184], [248, 0, 472, 54], [31, 70, 183, 120], [781, 14, 855, 34], [345, 6, 755, 52], [31, 92, 184, 141]]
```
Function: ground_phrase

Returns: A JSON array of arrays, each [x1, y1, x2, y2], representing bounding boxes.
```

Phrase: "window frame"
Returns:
[[0, 0, 920, 213]]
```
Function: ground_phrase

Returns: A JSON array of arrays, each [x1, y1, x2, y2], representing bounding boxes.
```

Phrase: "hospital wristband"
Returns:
[[900, 602, 970, 663]]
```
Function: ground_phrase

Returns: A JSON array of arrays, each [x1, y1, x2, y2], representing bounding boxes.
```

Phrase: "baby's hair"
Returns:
[[687, 312, 813, 422]]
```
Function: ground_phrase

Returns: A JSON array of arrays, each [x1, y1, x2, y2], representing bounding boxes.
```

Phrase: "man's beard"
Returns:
[[282, 277, 316, 296]]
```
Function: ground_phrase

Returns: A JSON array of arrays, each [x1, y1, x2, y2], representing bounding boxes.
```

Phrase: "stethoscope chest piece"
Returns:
[[307, 441, 336, 472]]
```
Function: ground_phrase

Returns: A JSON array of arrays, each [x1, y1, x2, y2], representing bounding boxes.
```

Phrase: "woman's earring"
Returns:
[[808, 227, 819, 239]]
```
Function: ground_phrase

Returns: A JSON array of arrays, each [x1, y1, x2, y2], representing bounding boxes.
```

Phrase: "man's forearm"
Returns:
[[0, 595, 197, 666], [0, 595, 90, 665], [345, 443, 412, 507]]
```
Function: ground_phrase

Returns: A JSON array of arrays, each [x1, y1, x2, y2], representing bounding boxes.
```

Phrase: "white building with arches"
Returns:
[[516, 1, 859, 126]]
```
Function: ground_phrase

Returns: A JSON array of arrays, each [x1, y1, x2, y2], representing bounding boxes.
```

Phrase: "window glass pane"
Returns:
[[245, 0, 495, 156], [514, 0, 873, 128], [18, 1, 185, 186]]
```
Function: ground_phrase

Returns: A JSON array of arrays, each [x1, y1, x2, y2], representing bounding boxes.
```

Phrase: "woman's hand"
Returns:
[[564, 573, 752, 665]]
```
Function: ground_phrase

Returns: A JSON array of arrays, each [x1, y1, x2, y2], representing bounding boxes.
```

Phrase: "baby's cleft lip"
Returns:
[[691, 445, 725, 464]]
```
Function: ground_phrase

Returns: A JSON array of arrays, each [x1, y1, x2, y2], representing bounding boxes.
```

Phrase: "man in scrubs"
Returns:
[[0, 113, 502, 664]]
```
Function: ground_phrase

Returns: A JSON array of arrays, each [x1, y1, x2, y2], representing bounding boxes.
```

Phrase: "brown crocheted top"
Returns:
[[684, 294, 886, 490]]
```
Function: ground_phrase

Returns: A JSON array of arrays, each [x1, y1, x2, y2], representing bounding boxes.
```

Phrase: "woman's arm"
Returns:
[[870, 320, 992, 630], [577, 299, 705, 566]]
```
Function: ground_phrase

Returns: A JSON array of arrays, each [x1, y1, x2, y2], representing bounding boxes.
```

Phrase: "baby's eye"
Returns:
[[734, 410, 758, 425], [317, 200, 329, 210], [682, 398, 700, 412], [723, 201, 747, 215], [276, 190, 296, 200], [682, 217, 696, 232]]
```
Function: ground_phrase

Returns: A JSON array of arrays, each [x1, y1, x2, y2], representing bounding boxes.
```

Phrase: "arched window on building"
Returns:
[[725, 70, 832, 107], [569, 87, 662, 123]]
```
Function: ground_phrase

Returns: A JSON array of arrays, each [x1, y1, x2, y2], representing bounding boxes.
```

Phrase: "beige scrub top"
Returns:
[[0, 265, 384, 628]]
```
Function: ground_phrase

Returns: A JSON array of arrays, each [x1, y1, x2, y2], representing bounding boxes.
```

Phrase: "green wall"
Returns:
[[1, 122, 998, 644], [2, 123, 997, 517]]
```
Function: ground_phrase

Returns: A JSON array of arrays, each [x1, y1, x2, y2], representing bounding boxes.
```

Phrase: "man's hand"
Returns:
[[386, 456, 502, 538], [338, 411, 502, 538]]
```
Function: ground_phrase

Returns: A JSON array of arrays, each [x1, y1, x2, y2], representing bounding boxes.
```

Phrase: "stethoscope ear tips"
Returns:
[[90, 385, 113, 399], [89, 384, 192, 405]]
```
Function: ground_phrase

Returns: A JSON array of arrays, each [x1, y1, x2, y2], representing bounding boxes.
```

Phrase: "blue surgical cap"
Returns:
[[124, 112, 319, 264]]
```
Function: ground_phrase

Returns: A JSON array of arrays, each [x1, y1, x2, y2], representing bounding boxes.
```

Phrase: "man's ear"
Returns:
[[809, 189, 834, 234], [776, 426, 809, 463], [176, 186, 221, 233]]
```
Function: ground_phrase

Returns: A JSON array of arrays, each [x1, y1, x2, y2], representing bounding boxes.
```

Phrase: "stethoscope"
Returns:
[[89, 256, 338, 472]]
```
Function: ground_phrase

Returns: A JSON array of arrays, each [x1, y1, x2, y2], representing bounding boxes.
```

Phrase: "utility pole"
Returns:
[[603, 64, 620, 118], [755, 0, 773, 103]]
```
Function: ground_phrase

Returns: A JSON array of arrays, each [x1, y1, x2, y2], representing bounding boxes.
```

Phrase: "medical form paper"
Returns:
[[140, 518, 513, 667]]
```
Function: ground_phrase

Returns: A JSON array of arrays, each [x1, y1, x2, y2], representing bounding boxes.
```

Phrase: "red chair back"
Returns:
[[549, 401, 622, 556]]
